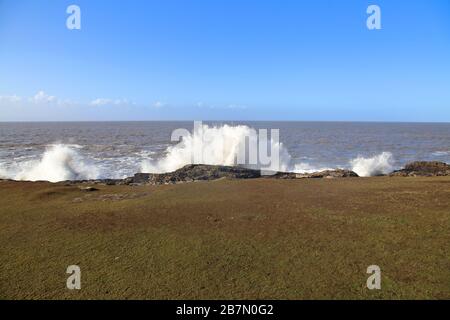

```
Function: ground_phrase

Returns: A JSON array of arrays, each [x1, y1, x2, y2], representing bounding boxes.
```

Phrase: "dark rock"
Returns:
[[132, 173, 152, 184], [390, 161, 450, 177], [295, 169, 359, 179], [6, 164, 362, 186], [47, 164, 361, 186], [132, 164, 262, 185], [141, 164, 358, 183], [80, 186, 99, 192], [270, 172, 298, 179]]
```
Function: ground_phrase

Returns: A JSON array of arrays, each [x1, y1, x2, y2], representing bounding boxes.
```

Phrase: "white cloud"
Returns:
[[153, 101, 165, 108], [30, 91, 56, 104], [195, 102, 248, 110], [195, 101, 218, 109], [90, 98, 111, 106], [90, 98, 133, 106], [1, 91, 80, 109], [1, 91, 136, 109], [153, 101, 167, 108], [27, 90, 77, 106]]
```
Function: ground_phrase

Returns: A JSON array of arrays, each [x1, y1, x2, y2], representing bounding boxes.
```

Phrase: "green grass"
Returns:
[[0, 177, 449, 299]]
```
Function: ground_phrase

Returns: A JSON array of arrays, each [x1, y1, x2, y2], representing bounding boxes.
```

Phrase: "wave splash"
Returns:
[[349, 152, 394, 177], [0, 125, 397, 182], [0, 144, 100, 182], [141, 123, 292, 174], [141, 123, 395, 177]]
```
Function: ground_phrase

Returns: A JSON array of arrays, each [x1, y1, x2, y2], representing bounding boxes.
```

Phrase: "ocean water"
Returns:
[[0, 121, 449, 182]]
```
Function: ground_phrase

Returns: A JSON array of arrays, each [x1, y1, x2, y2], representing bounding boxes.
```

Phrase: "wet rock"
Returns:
[[390, 161, 450, 177]]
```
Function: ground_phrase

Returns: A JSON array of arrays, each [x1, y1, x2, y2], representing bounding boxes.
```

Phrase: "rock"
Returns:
[[270, 172, 298, 179], [10, 164, 361, 186], [132, 164, 262, 185], [295, 169, 359, 179], [132, 173, 152, 184], [80, 186, 99, 192], [50, 165, 361, 186], [8, 162, 450, 185], [390, 161, 450, 177]]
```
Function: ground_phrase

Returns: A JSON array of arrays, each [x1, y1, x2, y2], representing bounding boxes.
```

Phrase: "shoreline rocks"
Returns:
[[131, 164, 263, 185], [57, 164, 360, 186], [389, 161, 450, 177], [294, 169, 359, 179], [2, 161, 449, 185]]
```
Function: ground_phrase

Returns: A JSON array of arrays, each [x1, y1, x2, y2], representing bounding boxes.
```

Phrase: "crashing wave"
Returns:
[[0, 124, 398, 182], [349, 152, 394, 177], [0, 144, 100, 182]]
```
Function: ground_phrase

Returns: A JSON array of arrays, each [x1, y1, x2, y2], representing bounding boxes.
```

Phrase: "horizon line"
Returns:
[[1, 120, 450, 124]]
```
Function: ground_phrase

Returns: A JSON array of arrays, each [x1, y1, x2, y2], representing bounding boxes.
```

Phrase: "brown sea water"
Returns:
[[0, 121, 449, 181]]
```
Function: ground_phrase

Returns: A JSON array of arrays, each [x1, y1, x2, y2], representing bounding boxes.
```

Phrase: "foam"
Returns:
[[349, 152, 394, 177], [0, 125, 398, 182], [0, 144, 100, 182], [141, 123, 292, 173]]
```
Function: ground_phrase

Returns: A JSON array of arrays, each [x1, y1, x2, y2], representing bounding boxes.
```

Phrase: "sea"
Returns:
[[1, 121, 449, 182]]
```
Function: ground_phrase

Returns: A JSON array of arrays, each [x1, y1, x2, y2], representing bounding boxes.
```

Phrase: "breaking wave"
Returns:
[[349, 152, 394, 177], [140, 123, 395, 177], [0, 144, 100, 182], [141, 123, 292, 173], [432, 151, 450, 157], [0, 125, 398, 182], [293, 162, 334, 174]]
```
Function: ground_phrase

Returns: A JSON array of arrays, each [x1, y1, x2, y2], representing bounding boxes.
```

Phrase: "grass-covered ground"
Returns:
[[0, 177, 449, 299]]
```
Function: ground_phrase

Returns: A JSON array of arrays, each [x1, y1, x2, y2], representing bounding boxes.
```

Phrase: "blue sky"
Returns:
[[0, 0, 449, 121]]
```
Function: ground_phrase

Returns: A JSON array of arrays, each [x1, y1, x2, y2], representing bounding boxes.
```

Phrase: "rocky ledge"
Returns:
[[82, 161, 449, 185], [132, 164, 262, 185], [389, 161, 450, 177], [126, 165, 360, 185], [57, 164, 359, 186], [2, 161, 449, 186]]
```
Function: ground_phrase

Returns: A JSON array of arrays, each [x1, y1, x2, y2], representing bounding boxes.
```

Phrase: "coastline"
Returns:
[[1, 161, 449, 185]]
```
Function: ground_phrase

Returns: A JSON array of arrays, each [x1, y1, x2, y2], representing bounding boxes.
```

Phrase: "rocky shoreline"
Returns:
[[65, 165, 361, 186], [388, 161, 450, 177], [1, 161, 449, 186]]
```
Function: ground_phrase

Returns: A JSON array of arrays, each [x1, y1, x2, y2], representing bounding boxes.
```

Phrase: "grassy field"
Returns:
[[0, 177, 449, 299]]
